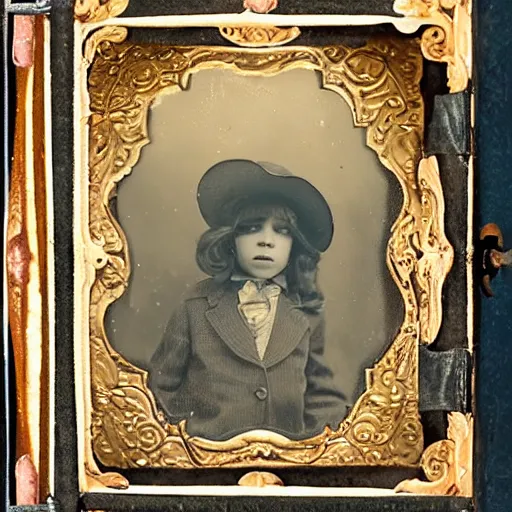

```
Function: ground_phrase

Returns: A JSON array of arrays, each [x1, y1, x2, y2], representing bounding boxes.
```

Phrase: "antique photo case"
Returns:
[[69, 2, 472, 496], [0, 0, 480, 508]]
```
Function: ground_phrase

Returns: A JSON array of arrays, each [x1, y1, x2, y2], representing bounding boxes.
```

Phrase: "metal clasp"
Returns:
[[9, 496, 59, 512], [479, 223, 512, 296], [5, 0, 52, 15]]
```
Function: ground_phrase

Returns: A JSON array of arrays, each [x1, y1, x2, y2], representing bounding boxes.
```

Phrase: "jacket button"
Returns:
[[255, 387, 268, 400]]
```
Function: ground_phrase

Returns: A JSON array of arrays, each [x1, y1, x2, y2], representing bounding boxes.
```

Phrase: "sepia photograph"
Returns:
[[104, 67, 404, 441]]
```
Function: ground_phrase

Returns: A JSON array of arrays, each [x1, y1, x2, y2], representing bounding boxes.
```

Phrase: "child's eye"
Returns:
[[240, 223, 262, 234], [275, 226, 291, 236]]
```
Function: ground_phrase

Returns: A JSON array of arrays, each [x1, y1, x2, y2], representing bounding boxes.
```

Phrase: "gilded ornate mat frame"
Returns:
[[71, 1, 472, 494]]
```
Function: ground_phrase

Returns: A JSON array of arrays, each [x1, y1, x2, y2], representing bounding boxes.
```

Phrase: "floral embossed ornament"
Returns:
[[243, 0, 278, 13], [219, 25, 301, 47]]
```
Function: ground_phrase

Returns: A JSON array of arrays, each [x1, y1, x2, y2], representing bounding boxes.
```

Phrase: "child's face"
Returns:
[[235, 217, 293, 280]]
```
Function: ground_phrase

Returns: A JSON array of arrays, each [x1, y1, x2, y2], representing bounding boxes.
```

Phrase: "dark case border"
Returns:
[[51, 1, 80, 511], [82, 494, 473, 512], [120, 0, 398, 18]]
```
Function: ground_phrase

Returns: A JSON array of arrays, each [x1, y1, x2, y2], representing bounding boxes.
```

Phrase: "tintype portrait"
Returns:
[[105, 68, 403, 442], [150, 158, 348, 440]]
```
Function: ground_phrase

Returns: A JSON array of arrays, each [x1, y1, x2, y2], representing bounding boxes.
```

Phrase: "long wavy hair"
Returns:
[[196, 204, 324, 314]]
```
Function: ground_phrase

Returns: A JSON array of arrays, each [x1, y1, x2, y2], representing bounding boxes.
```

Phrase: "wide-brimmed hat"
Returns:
[[197, 159, 333, 252]]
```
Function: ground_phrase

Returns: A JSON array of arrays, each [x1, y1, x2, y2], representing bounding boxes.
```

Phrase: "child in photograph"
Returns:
[[149, 159, 347, 440]]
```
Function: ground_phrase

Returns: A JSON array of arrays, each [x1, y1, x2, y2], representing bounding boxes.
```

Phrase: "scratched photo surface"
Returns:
[[105, 68, 404, 441]]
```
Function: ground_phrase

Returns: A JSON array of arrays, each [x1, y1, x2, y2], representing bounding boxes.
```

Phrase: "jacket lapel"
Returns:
[[262, 295, 309, 368], [205, 282, 310, 368], [205, 286, 261, 365]]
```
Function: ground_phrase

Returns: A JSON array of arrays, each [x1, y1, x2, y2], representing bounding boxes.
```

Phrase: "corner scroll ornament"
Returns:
[[82, 27, 454, 480], [395, 412, 473, 496], [75, 0, 129, 23], [394, 0, 472, 93]]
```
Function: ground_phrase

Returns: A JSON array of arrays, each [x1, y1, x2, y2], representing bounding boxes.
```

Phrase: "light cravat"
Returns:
[[237, 280, 282, 359]]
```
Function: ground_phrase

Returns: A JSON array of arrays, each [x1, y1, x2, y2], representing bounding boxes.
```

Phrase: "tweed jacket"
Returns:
[[149, 278, 347, 440]]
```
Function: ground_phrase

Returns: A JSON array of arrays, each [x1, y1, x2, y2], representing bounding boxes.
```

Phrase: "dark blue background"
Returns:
[[475, 0, 512, 510]]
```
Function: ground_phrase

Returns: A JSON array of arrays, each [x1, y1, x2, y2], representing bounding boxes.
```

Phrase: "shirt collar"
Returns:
[[230, 272, 287, 291]]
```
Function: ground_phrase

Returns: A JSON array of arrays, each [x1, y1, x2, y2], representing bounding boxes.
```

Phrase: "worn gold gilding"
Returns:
[[394, 0, 472, 93], [395, 412, 473, 496], [75, 0, 129, 23], [219, 25, 301, 47]]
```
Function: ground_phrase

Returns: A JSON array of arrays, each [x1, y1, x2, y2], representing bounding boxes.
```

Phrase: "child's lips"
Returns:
[[253, 255, 274, 262]]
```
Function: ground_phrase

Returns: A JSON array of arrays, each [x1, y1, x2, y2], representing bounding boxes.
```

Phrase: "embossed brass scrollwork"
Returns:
[[75, 0, 129, 23], [81, 29, 454, 480], [218, 25, 301, 47], [395, 412, 473, 496], [394, 0, 472, 93]]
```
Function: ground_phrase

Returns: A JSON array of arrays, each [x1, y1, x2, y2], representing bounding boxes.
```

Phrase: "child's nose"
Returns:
[[258, 225, 275, 248]]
